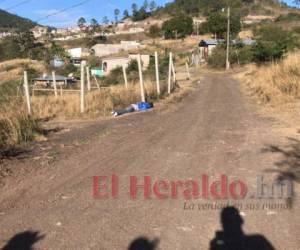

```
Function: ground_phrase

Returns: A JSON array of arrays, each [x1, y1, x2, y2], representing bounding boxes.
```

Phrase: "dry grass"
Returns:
[[238, 52, 300, 105], [0, 97, 38, 150], [0, 59, 45, 84], [0, 61, 196, 150], [32, 80, 168, 119]]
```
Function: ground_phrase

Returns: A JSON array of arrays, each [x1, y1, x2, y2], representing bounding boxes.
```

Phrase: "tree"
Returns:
[[142, 0, 149, 10], [149, 0, 157, 12], [114, 8, 120, 23], [162, 15, 193, 39], [102, 16, 109, 25], [202, 11, 241, 38], [90, 18, 98, 27], [132, 3, 138, 14], [252, 24, 296, 62], [77, 17, 86, 28], [123, 9, 130, 19]]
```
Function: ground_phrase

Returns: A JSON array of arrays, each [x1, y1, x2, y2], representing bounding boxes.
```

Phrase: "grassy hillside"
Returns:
[[157, 0, 297, 17], [239, 52, 300, 105], [0, 9, 36, 31]]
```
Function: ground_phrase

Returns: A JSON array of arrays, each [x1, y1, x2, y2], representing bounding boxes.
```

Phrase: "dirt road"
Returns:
[[0, 74, 299, 249]]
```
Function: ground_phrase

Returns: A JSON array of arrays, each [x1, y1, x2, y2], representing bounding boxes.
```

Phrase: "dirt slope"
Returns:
[[0, 74, 299, 249]]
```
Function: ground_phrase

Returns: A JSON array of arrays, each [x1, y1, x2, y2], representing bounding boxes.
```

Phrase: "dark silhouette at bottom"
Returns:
[[128, 237, 159, 250], [1, 231, 44, 250], [210, 207, 275, 250]]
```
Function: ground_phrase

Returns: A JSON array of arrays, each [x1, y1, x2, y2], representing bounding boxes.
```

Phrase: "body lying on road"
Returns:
[[112, 102, 153, 117]]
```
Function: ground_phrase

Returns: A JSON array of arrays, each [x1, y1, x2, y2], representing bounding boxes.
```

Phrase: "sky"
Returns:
[[0, 0, 298, 28]]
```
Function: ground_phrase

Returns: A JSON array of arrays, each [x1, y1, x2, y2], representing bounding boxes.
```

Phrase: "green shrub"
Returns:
[[103, 66, 123, 86], [235, 46, 254, 65], [276, 13, 300, 22], [293, 26, 300, 34], [148, 25, 162, 38], [208, 46, 227, 68], [252, 24, 296, 62]]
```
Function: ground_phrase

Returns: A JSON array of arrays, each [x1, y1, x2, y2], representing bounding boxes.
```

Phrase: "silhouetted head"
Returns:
[[1, 231, 44, 250], [221, 207, 244, 233], [128, 237, 159, 250]]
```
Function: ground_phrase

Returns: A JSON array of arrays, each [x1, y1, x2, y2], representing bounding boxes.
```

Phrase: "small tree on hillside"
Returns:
[[149, 0, 157, 12], [202, 11, 241, 39], [149, 25, 161, 38], [162, 15, 193, 39], [102, 16, 109, 25], [114, 9, 120, 23], [77, 17, 87, 28], [252, 24, 296, 62], [132, 3, 138, 14], [123, 9, 130, 19]]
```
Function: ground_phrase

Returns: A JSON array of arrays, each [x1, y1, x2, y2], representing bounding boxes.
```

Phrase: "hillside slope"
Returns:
[[0, 9, 36, 31], [157, 0, 298, 17]]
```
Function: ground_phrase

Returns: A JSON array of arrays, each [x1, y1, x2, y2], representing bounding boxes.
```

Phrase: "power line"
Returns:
[[36, 0, 93, 22], [4, 0, 32, 11]]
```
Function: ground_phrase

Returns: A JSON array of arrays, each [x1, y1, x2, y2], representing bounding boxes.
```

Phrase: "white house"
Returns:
[[102, 54, 150, 75], [91, 41, 142, 58], [67, 48, 90, 58], [102, 57, 130, 75]]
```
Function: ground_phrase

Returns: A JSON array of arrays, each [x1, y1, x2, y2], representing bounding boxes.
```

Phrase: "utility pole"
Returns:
[[226, 6, 231, 70]]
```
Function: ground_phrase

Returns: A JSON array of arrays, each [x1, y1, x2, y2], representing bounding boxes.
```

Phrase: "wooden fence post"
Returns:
[[80, 62, 85, 113], [171, 56, 176, 83], [93, 75, 100, 90], [155, 51, 160, 96], [86, 66, 91, 92], [168, 52, 173, 94], [137, 54, 146, 102], [186, 62, 190, 80], [52, 71, 58, 98], [23, 71, 32, 115], [122, 64, 128, 89]]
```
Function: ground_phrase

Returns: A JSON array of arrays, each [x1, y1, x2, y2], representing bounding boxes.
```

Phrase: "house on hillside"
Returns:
[[68, 48, 90, 59], [91, 41, 142, 58], [199, 39, 220, 60], [31, 26, 48, 38], [34, 74, 69, 87], [243, 15, 275, 24], [102, 54, 150, 75], [102, 57, 130, 75], [0, 31, 12, 39], [199, 39, 256, 60]]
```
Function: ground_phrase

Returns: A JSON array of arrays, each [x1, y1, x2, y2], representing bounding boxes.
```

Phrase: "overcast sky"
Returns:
[[0, 0, 297, 28]]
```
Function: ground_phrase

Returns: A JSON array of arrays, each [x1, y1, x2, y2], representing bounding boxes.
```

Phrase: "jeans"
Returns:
[[115, 105, 135, 116]]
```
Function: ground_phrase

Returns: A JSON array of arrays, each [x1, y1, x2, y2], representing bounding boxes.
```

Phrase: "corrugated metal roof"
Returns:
[[34, 75, 68, 81]]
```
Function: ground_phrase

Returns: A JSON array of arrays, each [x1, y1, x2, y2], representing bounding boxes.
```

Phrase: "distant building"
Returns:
[[243, 15, 275, 24], [198, 39, 255, 60], [50, 56, 65, 68], [102, 57, 130, 75], [0, 31, 12, 39], [102, 54, 150, 75], [199, 39, 220, 60], [91, 41, 142, 58], [56, 28, 69, 36], [34, 74, 69, 87], [31, 26, 48, 38], [67, 48, 90, 59]]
